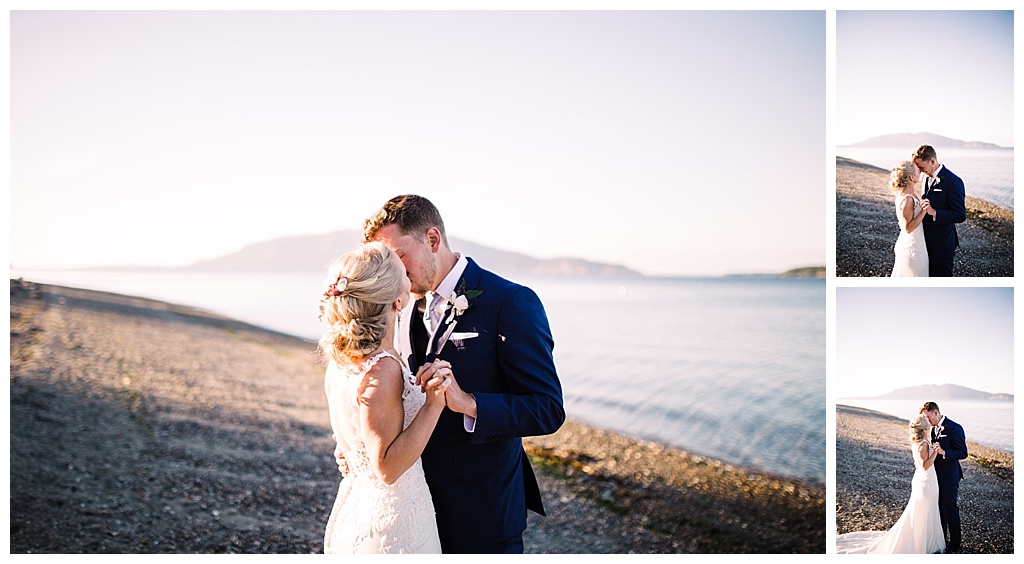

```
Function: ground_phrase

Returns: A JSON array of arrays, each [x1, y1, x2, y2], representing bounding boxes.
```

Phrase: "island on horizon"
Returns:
[[38, 230, 824, 280], [840, 132, 1011, 150]]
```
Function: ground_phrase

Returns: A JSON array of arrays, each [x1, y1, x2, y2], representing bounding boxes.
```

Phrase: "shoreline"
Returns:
[[835, 405, 1013, 554], [835, 157, 1013, 277], [10, 280, 824, 553]]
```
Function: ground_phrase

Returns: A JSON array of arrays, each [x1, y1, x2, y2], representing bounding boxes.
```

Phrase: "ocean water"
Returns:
[[13, 270, 826, 484], [838, 147, 1014, 210], [837, 398, 1013, 454]]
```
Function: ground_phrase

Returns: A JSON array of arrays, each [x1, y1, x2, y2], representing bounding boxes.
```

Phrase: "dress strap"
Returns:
[[358, 350, 399, 375]]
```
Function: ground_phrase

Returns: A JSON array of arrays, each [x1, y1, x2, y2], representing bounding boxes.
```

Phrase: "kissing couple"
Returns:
[[889, 145, 967, 277], [316, 195, 565, 553], [837, 402, 968, 554]]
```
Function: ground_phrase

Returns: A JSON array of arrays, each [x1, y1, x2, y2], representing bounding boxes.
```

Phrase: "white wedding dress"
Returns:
[[891, 194, 930, 277], [323, 351, 441, 553], [836, 440, 945, 554]]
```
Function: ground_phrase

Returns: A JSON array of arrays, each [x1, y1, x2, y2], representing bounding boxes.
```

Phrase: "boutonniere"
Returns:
[[932, 176, 941, 186], [431, 281, 483, 358], [444, 283, 483, 323]]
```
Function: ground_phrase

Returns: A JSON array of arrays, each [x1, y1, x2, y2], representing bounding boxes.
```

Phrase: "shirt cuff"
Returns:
[[464, 414, 476, 433]]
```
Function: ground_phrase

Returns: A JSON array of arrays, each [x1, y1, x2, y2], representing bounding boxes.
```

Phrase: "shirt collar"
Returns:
[[431, 253, 468, 305], [937, 415, 946, 428], [931, 164, 944, 179]]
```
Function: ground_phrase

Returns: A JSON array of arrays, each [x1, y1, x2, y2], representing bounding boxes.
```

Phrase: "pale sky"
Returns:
[[836, 287, 1014, 399], [10, 10, 824, 276], [837, 10, 1014, 147]]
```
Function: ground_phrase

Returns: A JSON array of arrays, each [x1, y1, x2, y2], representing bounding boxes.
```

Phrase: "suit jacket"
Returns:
[[401, 257, 565, 545], [931, 416, 967, 484], [921, 166, 967, 257]]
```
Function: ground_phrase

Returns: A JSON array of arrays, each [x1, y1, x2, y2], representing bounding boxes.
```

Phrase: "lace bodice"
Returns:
[[323, 351, 440, 553], [896, 194, 924, 234], [324, 351, 425, 478], [914, 440, 933, 472]]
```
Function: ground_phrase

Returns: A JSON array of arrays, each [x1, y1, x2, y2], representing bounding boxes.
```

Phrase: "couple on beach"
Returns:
[[837, 402, 968, 554], [889, 145, 966, 277], [315, 195, 565, 553]]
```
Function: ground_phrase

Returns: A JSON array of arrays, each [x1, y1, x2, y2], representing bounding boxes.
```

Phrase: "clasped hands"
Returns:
[[931, 442, 946, 457], [920, 198, 937, 217], [334, 360, 476, 476], [416, 359, 476, 418]]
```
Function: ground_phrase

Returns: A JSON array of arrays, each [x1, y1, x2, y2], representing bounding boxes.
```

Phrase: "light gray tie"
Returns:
[[426, 292, 445, 335]]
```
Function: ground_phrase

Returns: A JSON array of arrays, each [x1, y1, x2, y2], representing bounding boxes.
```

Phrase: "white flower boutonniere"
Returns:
[[431, 283, 483, 358]]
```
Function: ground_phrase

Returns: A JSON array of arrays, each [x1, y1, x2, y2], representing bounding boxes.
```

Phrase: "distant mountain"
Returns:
[[182, 230, 644, 277], [872, 384, 1013, 401], [723, 266, 825, 279], [841, 132, 1006, 149], [780, 266, 825, 278]]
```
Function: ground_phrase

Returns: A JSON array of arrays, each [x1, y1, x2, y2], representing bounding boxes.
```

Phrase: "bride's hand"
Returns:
[[422, 366, 453, 408], [416, 359, 451, 391]]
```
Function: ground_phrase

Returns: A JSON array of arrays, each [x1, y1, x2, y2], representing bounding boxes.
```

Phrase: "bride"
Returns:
[[318, 242, 451, 553], [836, 414, 946, 554], [890, 160, 930, 277]]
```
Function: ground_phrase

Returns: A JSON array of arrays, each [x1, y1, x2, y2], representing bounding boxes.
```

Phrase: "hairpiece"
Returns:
[[324, 277, 348, 299]]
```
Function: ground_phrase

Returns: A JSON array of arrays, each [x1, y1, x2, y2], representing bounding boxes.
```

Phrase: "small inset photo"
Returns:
[[834, 287, 1013, 554], [836, 11, 1013, 277]]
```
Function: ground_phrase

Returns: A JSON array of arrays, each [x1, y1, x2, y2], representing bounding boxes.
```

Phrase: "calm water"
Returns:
[[13, 270, 826, 484], [837, 398, 1013, 454], [838, 147, 1014, 210]]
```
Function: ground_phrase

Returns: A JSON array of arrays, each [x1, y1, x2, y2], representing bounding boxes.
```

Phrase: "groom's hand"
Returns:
[[921, 199, 937, 217], [442, 369, 478, 419]]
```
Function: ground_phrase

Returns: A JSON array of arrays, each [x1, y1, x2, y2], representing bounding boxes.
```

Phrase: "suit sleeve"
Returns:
[[935, 175, 966, 224], [470, 285, 565, 445], [946, 421, 968, 461]]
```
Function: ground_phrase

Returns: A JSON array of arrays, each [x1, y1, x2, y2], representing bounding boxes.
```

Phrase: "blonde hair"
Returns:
[[890, 160, 918, 193], [909, 413, 930, 443], [317, 242, 404, 366]]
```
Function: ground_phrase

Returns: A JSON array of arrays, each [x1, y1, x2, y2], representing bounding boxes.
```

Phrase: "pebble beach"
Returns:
[[9, 280, 824, 554], [835, 157, 1014, 277], [835, 405, 1014, 554]]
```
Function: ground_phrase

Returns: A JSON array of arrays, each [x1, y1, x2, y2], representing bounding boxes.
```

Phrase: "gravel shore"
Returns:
[[10, 280, 824, 554], [835, 157, 1014, 277], [835, 405, 1013, 554]]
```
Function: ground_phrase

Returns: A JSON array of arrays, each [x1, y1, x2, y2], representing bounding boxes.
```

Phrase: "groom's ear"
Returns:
[[425, 227, 443, 253]]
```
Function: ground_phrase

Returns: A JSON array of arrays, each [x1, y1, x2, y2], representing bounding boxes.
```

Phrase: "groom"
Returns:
[[363, 195, 565, 553], [920, 401, 968, 553], [913, 145, 966, 277]]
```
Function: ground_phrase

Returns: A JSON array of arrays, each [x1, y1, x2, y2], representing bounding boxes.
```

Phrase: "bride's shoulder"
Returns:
[[357, 353, 404, 390]]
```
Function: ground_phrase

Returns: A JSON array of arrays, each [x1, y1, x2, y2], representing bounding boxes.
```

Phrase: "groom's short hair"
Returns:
[[913, 145, 937, 162], [363, 194, 450, 247], [921, 401, 941, 414]]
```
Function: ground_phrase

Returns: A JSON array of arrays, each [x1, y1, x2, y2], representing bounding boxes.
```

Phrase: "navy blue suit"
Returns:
[[921, 166, 966, 277], [409, 258, 564, 553], [932, 417, 967, 552]]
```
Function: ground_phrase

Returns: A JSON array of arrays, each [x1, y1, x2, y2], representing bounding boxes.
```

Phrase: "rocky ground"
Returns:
[[10, 280, 824, 554], [835, 405, 1013, 554], [835, 157, 1013, 277]]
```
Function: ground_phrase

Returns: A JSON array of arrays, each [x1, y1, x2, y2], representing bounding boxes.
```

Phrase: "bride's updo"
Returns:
[[909, 413, 930, 443], [317, 242, 405, 366], [890, 160, 918, 193]]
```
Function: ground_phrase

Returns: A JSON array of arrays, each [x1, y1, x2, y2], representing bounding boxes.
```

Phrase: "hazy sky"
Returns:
[[837, 10, 1014, 147], [10, 10, 824, 276], [836, 287, 1014, 399]]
